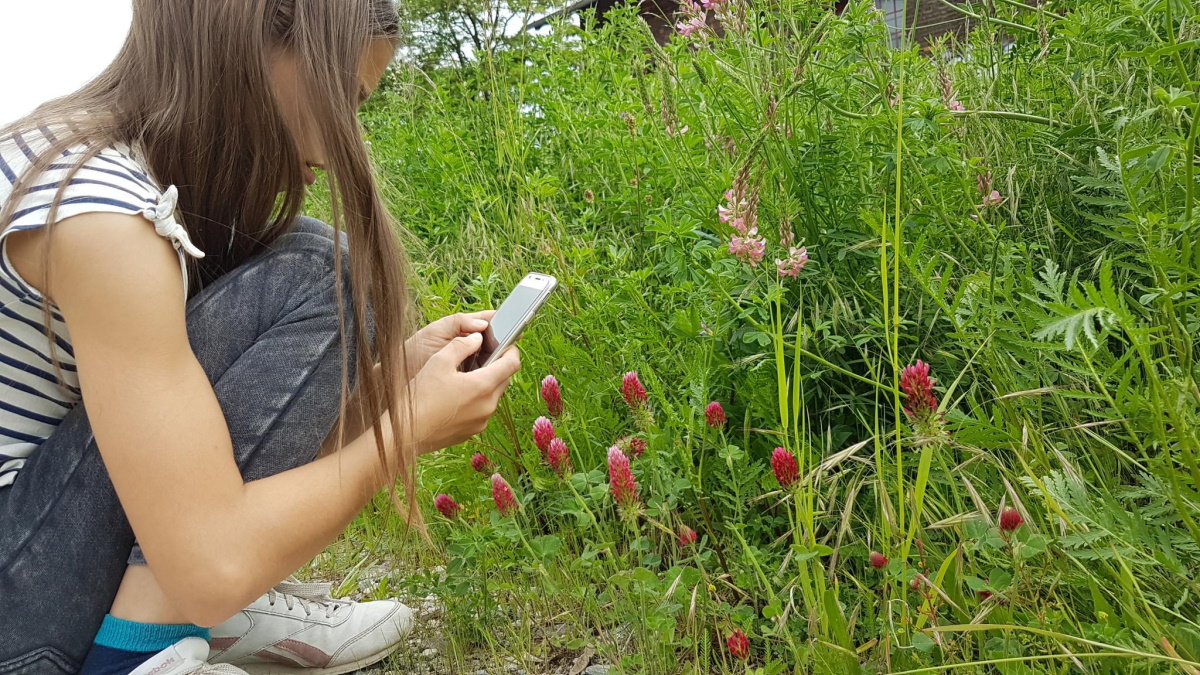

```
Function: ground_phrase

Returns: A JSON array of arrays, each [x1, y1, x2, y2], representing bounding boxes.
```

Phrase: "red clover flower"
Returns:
[[491, 474, 518, 516], [678, 525, 698, 547], [434, 494, 460, 519], [540, 375, 563, 417], [621, 371, 647, 409], [900, 361, 946, 437], [704, 401, 726, 429], [771, 447, 799, 489], [869, 551, 888, 569], [607, 446, 640, 510], [547, 437, 572, 478], [532, 416, 556, 458], [1000, 507, 1025, 532], [727, 629, 749, 660], [470, 452, 493, 474]]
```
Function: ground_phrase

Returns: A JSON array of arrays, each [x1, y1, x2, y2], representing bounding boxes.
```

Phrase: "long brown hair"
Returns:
[[0, 0, 420, 527]]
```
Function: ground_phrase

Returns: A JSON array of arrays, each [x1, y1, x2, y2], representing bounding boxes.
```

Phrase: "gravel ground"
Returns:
[[335, 563, 616, 675]]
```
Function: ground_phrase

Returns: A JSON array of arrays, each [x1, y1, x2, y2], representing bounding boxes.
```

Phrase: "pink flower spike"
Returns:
[[776, 245, 809, 278], [981, 189, 1005, 207], [729, 233, 766, 266], [678, 525, 698, 547], [470, 452, 493, 474], [676, 15, 706, 36], [705, 401, 726, 429], [434, 494, 461, 519], [547, 437, 572, 478], [532, 416, 556, 458], [540, 375, 564, 417], [899, 361, 939, 421], [977, 171, 993, 197], [491, 474, 518, 516], [948, 100, 966, 112], [607, 446, 640, 510], [771, 447, 799, 488], [621, 371, 648, 409]]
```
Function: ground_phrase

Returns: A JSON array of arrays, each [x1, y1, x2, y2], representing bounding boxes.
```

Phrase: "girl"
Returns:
[[0, 2, 520, 674]]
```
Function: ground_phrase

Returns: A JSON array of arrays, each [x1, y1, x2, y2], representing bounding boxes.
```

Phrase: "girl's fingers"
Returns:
[[455, 310, 494, 335]]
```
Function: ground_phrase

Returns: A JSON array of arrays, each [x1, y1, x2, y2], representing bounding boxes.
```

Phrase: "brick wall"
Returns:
[[906, 0, 973, 45]]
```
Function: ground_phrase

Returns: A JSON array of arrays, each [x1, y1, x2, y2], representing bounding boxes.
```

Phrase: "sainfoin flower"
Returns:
[[721, 168, 765, 267], [728, 232, 766, 266], [900, 361, 939, 424], [776, 245, 809, 278], [999, 507, 1025, 532], [540, 375, 564, 417], [677, 14, 706, 37], [470, 452, 493, 474], [727, 629, 749, 660], [771, 447, 799, 488], [621, 371, 648, 409], [977, 171, 1004, 208], [981, 189, 1004, 207], [947, 100, 966, 112], [491, 474, 518, 516], [869, 551, 888, 569], [678, 525, 698, 547], [607, 446, 640, 510], [547, 437, 572, 478], [434, 494, 460, 519], [705, 401, 726, 428], [675, 0, 706, 36], [532, 416, 556, 458]]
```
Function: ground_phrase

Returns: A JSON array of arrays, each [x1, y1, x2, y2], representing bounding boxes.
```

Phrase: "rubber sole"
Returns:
[[235, 640, 405, 675]]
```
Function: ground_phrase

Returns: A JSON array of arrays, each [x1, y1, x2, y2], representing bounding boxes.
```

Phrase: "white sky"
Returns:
[[0, 1, 132, 126]]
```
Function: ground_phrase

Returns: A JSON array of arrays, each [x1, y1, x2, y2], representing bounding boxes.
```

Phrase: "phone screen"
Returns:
[[471, 275, 555, 369]]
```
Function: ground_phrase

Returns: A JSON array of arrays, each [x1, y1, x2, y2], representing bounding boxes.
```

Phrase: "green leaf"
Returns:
[[912, 631, 937, 653], [763, 597, 783, 619], [988, 569, 1013, 590], [631, 567, 658, 584], [719, 444, 745, 463], [531, 535, 562, 560], [965, 575, 990, 592]]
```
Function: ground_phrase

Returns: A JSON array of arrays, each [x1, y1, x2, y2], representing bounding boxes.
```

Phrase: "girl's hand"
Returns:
[[404, 311, 495, 379], [406, 332, 520, 454]]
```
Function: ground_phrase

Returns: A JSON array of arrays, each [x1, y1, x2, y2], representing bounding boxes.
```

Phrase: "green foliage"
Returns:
[[327, 0, 1200, 670]]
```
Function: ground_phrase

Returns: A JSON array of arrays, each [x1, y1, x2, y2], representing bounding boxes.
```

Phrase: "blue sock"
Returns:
[[80, 615, 210, 675]]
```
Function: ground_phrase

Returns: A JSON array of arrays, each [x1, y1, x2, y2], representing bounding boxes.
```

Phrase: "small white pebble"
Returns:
[[420, 647, 438, 659]]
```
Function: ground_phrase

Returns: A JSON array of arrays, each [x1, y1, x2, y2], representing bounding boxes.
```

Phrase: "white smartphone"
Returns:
[[465, 273, 558, 371]]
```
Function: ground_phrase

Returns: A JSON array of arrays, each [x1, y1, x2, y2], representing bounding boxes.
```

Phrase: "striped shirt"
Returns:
[[0, 126, 204, 488]]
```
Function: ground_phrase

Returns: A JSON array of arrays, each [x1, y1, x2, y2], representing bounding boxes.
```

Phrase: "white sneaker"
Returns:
[[208, 578, 415, 675], [128, 637, 247, 675]]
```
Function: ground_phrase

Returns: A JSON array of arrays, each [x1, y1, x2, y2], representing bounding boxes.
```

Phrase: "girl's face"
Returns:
[[270, 39, 395, 185]]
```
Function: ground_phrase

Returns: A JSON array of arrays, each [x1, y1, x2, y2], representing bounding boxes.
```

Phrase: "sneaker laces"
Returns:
[[265, 576, 352, 619]]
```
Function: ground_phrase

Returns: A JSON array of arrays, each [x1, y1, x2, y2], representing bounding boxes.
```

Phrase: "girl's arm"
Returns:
[[16, 212, 519, 626]]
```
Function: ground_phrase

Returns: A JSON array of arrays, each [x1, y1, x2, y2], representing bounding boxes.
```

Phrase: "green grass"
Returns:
[[312, 0, 1200, 671]]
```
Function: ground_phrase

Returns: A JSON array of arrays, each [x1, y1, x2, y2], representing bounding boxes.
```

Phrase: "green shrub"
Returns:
[[327, 0, 1200, 670]]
